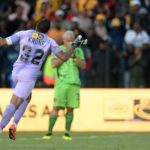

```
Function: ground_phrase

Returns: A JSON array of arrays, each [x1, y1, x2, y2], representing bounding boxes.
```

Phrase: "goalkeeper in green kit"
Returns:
[[43, 31, 86, 140]]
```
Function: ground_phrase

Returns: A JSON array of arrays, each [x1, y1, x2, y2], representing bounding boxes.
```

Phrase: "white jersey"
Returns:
[[6, 29, 61, 75]]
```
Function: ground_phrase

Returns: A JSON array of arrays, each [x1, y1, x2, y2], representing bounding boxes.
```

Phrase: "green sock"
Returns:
[[65, 113, 74, 134], [48, 115, 58, 134]]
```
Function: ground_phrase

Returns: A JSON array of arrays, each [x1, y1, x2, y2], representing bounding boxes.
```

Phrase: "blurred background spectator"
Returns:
[[0, 0, 149, 88], [128, 46, 147, 87]]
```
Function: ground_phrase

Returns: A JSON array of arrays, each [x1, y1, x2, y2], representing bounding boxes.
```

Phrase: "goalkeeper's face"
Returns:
[[63, 35, 75, 47]]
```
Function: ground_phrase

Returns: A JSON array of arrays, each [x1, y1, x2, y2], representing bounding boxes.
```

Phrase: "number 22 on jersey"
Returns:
[[20, 45, 44, 65]]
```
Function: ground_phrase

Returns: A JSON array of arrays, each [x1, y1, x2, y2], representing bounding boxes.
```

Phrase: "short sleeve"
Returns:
[[6, 31, 24, 45], [50, 39, 61, 55]]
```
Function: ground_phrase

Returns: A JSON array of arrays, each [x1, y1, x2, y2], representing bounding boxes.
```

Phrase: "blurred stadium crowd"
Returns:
[[0, 0, 150, 88]]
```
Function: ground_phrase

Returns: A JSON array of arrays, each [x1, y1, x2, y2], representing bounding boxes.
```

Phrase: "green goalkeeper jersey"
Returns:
[[55, 45, 85, 85]]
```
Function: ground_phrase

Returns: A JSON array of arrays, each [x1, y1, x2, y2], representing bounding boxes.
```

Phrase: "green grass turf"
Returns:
[[0, 132, 150, 150]]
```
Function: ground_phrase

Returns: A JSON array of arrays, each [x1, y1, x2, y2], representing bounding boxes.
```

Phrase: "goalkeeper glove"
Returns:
[[71, 35, 88, 48]]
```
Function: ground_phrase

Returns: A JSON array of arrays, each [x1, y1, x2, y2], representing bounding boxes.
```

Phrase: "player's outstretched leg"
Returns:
[[13, 100, 29, 125], [0, 103, 17, 133], [9, 94, 31, 140], [9, 99, 29, 140], [0, 94, 23, 136]]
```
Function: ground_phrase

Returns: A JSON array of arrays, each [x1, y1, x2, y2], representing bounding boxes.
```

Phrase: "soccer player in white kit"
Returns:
[[0, 19, 83, 140]]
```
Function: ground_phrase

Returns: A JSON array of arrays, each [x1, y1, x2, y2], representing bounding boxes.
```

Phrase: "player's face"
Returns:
[[66, 35, 75, 42], [63, 35, 75, 46]]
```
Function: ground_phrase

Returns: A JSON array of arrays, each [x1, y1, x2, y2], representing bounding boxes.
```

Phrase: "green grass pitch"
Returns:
[[0, 132, 150, 150]]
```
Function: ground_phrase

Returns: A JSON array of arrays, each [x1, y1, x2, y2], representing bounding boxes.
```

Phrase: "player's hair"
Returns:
[[36, 18, 50, 33], [62, 30, 75, 39]]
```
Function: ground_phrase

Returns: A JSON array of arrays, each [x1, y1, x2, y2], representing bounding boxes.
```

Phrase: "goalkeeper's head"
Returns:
[[36, 18, 51, 33], [62, 30, 75, 46]]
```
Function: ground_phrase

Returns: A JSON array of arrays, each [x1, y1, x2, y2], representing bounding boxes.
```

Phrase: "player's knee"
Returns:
[[51, 107, 60, 115], [10, 94, 23, 109]]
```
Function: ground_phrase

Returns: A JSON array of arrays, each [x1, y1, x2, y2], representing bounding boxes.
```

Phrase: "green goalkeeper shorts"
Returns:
[[53, 81, 80, 108]]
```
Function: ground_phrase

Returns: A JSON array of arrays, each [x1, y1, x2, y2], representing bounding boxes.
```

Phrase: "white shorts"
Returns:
[[12, 68, 38, 99]]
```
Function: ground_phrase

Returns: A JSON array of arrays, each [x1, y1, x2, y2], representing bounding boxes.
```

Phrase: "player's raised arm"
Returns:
[[55, 35, 84, 61], [56, 46, 74, 61], [51, 57, 63, 68], [0, 31, 23, 47], [56, 47, 86, 69]]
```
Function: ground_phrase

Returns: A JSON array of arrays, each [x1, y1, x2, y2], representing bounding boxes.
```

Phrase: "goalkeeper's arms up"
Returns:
[[56, 35, 87, 62]]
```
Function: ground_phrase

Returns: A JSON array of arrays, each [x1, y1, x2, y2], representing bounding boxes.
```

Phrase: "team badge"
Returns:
[[32, 32, 38, 39], [37, 34, 44, 40], [32, 32, 44, 40]]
